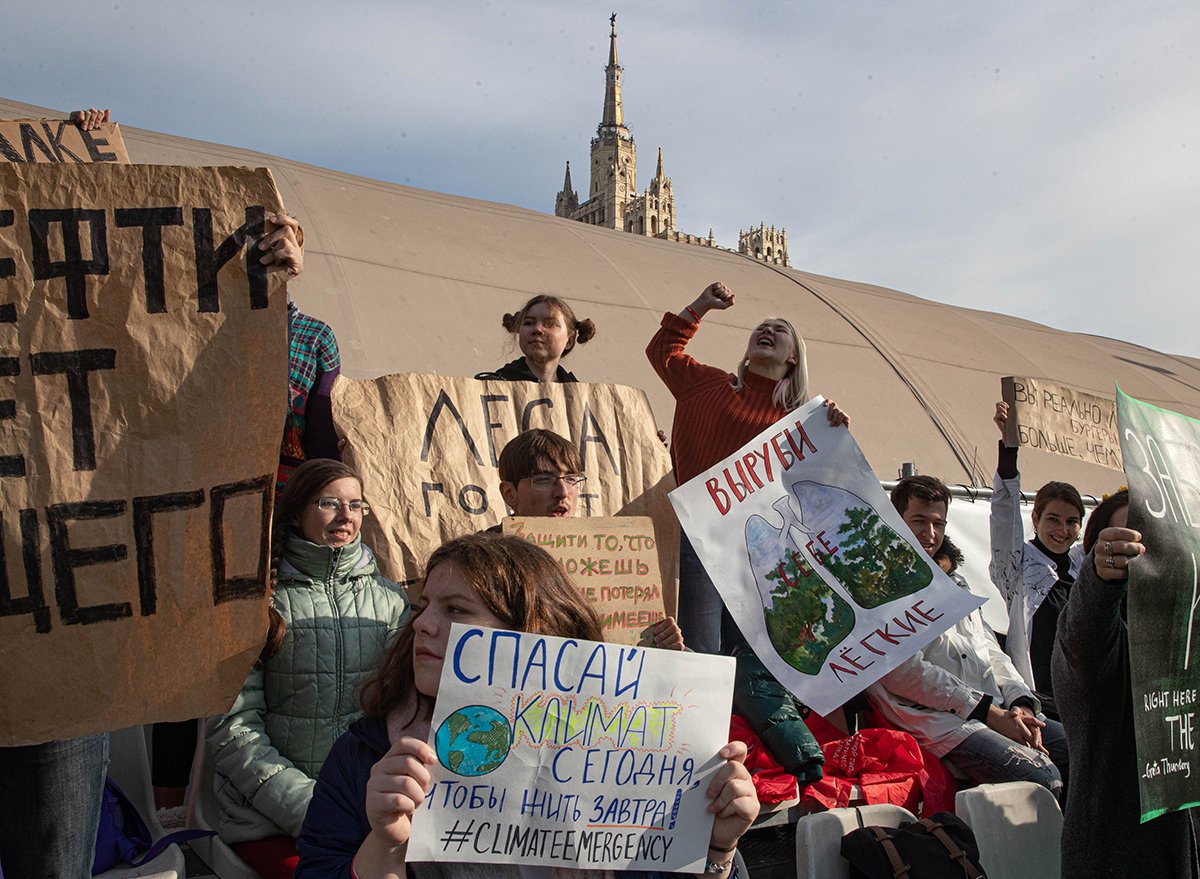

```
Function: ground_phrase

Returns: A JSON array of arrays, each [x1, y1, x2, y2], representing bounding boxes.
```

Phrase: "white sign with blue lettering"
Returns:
[[407, 624, 735, 871]]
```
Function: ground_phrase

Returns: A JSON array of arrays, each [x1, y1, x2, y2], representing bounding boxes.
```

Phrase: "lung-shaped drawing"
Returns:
[[790, 480, 931, 608], [745, 496, 856, 676]]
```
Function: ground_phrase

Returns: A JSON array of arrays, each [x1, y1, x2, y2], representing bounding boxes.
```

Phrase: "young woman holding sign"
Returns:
[[295, 533, 758, 878], [990, 401, 1085, 719], [475, 295, 596, 383], [1053, 495, 1198, 878], [206, 459, 408, 879], [646, 281, 848, 655]]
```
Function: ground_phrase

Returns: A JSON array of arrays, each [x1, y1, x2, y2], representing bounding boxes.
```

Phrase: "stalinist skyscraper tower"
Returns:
[[555, 15, 788, 266], [555, 14, 638, 230]]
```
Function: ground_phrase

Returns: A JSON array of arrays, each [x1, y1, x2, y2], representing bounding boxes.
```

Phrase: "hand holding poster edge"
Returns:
[[406, 623, 739, 872], [668, 396, 984, 716], [1115, 386, 1200, 822]]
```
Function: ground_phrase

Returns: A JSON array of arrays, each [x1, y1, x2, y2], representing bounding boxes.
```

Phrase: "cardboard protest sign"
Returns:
[[334, 375, 677, 601], [0, 163, 287, 746], [503, 516, 667, 644], [669, 398, 984, 715], [0, 119, 130, 164], [1002, 376, 1121, 470], [1117, 389, 1200, 821], [408, 623, 735, 871]]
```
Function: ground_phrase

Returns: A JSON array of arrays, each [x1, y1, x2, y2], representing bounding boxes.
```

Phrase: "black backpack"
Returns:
[[840, 812, 987, 879]]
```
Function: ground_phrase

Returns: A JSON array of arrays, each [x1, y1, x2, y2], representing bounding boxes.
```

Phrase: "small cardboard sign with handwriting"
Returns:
[[0, 119, 129, 164], [503, 516, 667, 644], [1001, 376, 1122, 471]]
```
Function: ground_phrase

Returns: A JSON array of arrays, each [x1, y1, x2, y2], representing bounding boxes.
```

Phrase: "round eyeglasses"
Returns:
[[314, 497, 371, 517]]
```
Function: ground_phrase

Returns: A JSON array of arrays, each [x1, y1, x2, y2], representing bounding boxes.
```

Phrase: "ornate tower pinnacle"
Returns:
[[555, 161, 579, 217], [601, 14, 624, 130]]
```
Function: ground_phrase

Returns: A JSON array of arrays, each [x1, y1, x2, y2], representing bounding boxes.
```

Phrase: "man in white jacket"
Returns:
[[866, 475, 1068, 799]]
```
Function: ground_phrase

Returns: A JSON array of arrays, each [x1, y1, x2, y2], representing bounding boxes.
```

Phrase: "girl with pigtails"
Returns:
[[207, 459, 408, 879], [475, 294, 596, 383]]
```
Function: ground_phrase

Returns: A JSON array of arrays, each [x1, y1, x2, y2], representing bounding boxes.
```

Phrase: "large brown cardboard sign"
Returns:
[[0, 164, 287, 746], [502, 515, 666, 645], [1001, 376, 1122, 470], [333, 374, 679, 609], [0, 119, 130, 164]]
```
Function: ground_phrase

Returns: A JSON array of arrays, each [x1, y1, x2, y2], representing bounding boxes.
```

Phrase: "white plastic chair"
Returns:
[[954, 781, 1062, 879], [99, 725, 186, 879], [184, 719, 263, 879], [794, 803, 918, 879]]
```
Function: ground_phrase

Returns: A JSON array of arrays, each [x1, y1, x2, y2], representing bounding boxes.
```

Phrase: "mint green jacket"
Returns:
[[206, 532, 408, 843]]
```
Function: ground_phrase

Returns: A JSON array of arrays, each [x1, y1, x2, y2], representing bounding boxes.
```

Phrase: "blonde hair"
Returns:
[[731, 317, 809, 411]]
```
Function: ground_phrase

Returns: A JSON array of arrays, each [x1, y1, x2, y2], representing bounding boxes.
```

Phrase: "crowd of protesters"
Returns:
[[0, 111, 1181, 879]]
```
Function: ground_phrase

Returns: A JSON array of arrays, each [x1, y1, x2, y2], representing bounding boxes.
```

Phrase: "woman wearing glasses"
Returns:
[[206, 459, 409, 879]]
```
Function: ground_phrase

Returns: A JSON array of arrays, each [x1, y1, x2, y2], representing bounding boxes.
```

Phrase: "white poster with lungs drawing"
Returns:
[[669, 397, 984, 715]]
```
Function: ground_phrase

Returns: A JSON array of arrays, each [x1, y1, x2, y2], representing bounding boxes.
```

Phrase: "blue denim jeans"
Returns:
[[944, 717, 1068, 800], [678, 531, 728, 655], [0, 733, 109, 879]]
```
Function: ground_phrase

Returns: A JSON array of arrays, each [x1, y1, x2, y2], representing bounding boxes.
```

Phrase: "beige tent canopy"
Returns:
[[5, 97, 1197, 497]]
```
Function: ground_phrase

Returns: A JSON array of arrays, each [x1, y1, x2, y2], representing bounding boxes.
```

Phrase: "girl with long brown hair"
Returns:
[[296, 533, 758, 878]]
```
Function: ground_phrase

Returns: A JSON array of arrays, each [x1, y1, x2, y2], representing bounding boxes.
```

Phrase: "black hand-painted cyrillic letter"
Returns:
[[133, 490, 204, 616], [0, 509, 50, 632], [0, 356, 24, 477], [28, 209, 109, 319], [47, 500, 131, 626], [210, 474, 272, 604], [192, 206, 268, 313], [115, 207, 184, 313], [29, 349, 117, 471]]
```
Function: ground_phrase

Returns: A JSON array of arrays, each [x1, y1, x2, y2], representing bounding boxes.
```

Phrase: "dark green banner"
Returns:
[[1118, 389, 1200, 821]]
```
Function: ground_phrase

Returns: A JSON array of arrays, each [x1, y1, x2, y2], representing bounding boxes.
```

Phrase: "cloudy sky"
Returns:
[[6, 0, 1198, 355]]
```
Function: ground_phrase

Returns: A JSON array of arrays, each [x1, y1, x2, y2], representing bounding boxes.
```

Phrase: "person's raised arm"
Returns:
[[694, 740, 758, 879], [646, 281, 734, 396], [1056, 526, 1143, 688], [989, 400, 1025, 602], [679, 281, 735, 323], [351, 736, 435, 879]]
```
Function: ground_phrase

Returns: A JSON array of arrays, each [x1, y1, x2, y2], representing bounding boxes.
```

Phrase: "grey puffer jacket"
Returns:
[[206, 531, 408, 843]]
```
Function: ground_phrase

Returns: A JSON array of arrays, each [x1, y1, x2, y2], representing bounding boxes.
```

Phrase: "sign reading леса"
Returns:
[[0, 163, 287, 746], [333, 374, 679, 605]]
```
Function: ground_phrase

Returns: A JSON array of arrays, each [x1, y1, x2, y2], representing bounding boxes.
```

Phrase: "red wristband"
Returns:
[[686, 306, 701, 324]]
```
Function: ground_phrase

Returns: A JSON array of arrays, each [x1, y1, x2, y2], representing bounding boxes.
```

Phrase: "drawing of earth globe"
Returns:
[[434, 704, 512, 777]]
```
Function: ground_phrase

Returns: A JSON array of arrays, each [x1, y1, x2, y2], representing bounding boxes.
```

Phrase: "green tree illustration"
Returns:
[[824, 506, 930, 608], [763, 551, 856, 674]]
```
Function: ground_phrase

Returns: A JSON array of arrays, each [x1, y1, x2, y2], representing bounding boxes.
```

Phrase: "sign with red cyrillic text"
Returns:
[[669, 397, 983, 715], [503, 516, 667, 644]]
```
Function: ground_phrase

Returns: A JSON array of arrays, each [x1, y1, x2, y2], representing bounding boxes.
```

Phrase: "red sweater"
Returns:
[[647, 312, 791, 485]]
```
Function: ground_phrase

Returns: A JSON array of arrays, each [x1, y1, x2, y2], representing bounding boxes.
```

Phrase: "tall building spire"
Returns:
[[601, 13, 624, 129], [655, 146, 664, 179], [563, 160, 574, 192]]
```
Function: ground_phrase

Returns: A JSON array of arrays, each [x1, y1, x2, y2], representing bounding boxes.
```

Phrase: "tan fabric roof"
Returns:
[[6, 97, 1197, 496]]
